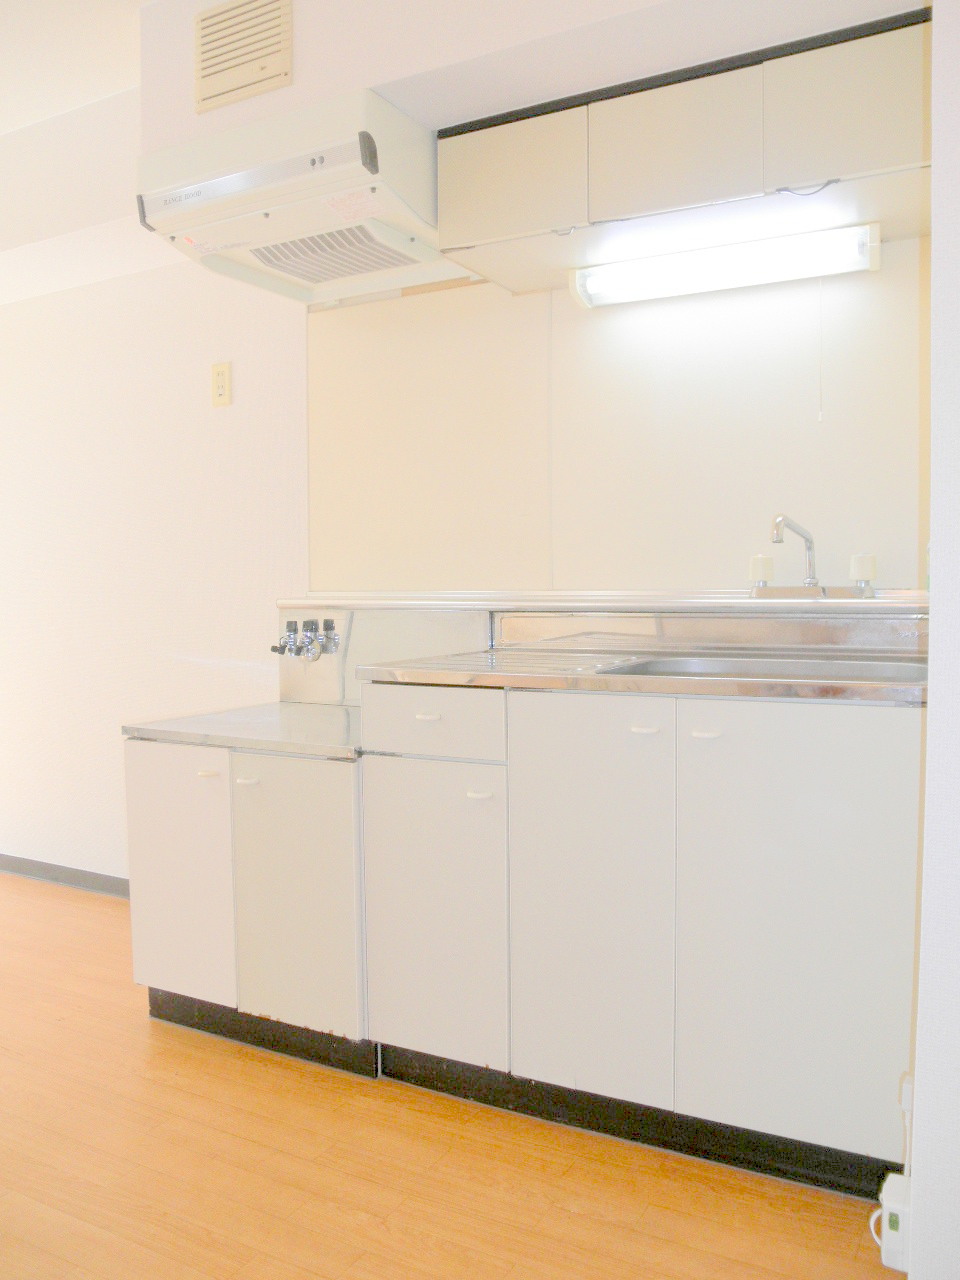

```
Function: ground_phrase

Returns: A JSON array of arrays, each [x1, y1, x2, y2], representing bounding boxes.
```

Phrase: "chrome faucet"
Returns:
[[771, 514, 819, 587]]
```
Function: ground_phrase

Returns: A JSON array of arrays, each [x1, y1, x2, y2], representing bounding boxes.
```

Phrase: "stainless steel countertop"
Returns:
[[122, 702, 361, 759], [356, 647, 927, 705]]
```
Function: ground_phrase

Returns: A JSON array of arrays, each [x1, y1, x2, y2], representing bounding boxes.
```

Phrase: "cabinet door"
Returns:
[[124, 739, 236, 1006], [232, 753, 363, 1040], [763, 24, 930, 192], [676, 700, 922, 1160], [508, 691, 675, 1108], [362, 755, 508, 1070], [439, 107, 588, 250], [589, 65, 763, 222]]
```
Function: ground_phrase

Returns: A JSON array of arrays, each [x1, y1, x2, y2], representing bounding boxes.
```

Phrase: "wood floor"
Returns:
[[0, 872, 888, 1280]]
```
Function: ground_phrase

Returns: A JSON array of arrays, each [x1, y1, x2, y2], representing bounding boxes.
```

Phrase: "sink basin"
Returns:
[[599, 655, 927, 681]]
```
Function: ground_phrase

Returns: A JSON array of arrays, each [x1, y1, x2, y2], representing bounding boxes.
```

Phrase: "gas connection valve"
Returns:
[[271, 618, 339, 662]]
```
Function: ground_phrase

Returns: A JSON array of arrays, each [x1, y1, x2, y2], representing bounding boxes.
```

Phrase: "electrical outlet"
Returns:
[[212, 362, 232, 407], [879, 1173, 910, 1271]]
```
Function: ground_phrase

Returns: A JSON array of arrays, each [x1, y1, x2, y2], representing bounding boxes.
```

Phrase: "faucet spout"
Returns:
[[771, 513, 819, 587]]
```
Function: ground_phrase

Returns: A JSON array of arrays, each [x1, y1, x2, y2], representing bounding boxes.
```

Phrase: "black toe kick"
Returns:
[[147, 989, 378, 1077], [378, 1044, 899, 1200], [143, 996, 896, 1200]]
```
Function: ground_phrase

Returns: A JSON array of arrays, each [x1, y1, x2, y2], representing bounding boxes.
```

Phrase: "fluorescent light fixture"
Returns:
[[571, 223, 880, 307]]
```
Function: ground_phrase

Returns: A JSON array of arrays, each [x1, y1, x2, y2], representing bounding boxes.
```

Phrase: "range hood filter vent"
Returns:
[[195, 0, 292, 113], [250, 225, 421, 285]]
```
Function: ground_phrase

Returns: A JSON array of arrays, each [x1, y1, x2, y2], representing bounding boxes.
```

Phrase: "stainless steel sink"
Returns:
[[598, 655, 928, 681]]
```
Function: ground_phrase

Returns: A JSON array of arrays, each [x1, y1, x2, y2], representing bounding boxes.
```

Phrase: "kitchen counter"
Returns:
[[356, 599, 927, 705], [357, 645, 927, 704], [122, 702, 360, 759]]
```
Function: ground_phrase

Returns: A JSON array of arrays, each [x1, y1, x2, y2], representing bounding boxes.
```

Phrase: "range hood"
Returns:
[[137, 91, 474, 307]]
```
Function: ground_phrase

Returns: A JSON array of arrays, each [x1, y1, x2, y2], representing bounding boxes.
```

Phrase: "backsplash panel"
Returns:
[[278, 606, 490, 704]]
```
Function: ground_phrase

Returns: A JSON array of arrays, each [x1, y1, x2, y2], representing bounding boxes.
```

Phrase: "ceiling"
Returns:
[[1, 0, 921, 141], [379, 0, 923, 130]]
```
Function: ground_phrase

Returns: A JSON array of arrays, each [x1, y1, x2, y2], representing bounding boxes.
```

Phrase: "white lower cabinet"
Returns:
[[507, 690, 676, 1107], [125, 738, 364, 1039], [232, 752, 363, 1040], [362, 754, 509, 1070], [675, 699, 922, 1160], [125, 739, 237, 1007], [129, 683, 922, 1163]]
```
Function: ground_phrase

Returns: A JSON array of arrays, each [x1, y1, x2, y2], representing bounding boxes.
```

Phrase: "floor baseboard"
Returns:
[[0, 854, 129, 898], [148, 988, 378, 1077]]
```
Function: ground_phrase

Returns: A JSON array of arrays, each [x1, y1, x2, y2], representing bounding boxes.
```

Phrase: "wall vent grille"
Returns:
[[250, 227, 421, 285], [195, 0, 292, 113]]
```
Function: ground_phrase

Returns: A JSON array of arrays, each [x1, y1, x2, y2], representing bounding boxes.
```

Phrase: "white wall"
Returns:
[[308, 285, 553, 591], [0, 91, 182, 307], [308, 239, 927, 593], [139, 0, 652, 153], [0, 92, 140, 252], [908, 3, 960, 1273], [0, 87, 309, 880], [0, 263, 308, 879]]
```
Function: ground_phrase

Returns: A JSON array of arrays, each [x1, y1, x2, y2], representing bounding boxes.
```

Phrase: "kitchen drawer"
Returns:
[[361, 683, 506, 761]]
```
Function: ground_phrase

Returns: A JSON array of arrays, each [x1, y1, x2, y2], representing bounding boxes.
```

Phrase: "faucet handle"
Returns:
[[850, 553, 877, 597], [750, 554, 773, 587]]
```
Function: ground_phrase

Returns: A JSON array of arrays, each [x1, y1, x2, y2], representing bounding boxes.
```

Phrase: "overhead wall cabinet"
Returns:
[[438, 107, 588, 251], [762, 24, 931, 193], [436, 22, 930, 294], [588, 65, 764, 222]]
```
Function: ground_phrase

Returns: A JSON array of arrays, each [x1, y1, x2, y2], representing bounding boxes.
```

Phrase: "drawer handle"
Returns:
[[466, 790, 494, 801], [235, 778, 260, 786], [691, 729, 723, 740], [415, 713, 442, 722], [196, 770, 220, 778], [630, 726, 661, 735]]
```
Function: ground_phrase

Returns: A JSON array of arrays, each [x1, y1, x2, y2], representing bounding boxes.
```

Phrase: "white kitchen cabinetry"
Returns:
[[438, 107, 588, 250], [763, 24, 930, 192], [232, 752, 363, 1040], [436, 25, 928, 296], [361, 681, 506, 760], [125, 735, 364, 1039], [507, 690, 675, 1107], [676, 698, 922, 1161], [125, 739, 237, 1007], [363, 756, 508, 1069], [588, 66, 764, 222], [361, 685, 508, 1070]]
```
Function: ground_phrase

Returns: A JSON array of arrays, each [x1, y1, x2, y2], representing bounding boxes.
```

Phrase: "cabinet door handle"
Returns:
[[235, 777, 261, 786], [466, 790, 494, 800], [630, 726, 661, 735], [196, 770, 220, 778], [415, 713, 442, 722], [691, 729, 723, 740]]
